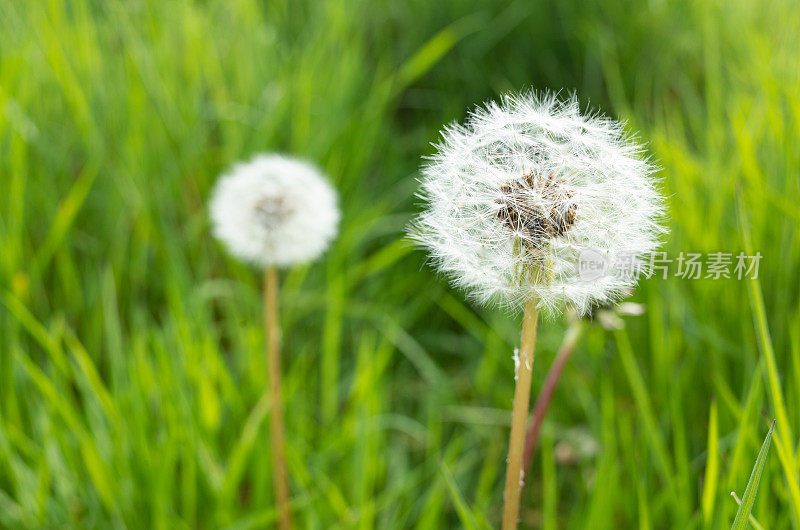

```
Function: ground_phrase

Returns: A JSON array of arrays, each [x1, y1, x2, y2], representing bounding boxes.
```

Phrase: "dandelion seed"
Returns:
[[512, 348, 520, 381]]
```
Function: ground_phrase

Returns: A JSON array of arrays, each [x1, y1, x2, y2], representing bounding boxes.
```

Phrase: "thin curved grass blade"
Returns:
[[731, 420, 775, 530]]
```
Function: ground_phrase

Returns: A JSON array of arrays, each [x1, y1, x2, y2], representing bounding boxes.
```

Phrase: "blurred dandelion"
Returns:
[[210, 154, 340, 267], [210, 154, 340, 530], [410, 90, 666, 529]]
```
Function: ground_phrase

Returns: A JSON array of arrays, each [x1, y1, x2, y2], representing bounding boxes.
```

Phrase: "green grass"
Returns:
[[1, 0, 799, 527], [732, 420, 774, 530]]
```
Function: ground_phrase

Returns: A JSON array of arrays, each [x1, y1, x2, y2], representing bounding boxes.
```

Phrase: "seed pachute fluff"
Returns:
[[409, 90, 666, 529]]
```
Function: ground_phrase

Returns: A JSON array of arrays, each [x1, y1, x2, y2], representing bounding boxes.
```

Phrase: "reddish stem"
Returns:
[[522, 320, 584, 474]]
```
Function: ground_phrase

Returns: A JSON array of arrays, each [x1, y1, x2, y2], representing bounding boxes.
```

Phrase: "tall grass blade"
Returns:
[[731, 420, 775, 530], [736, 192, 800, 518], [730, 492, 765, 530], [702, 399, 719, 526]]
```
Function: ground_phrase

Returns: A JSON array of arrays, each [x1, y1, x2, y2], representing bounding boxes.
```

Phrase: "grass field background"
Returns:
[[1, 0, 799, 528]]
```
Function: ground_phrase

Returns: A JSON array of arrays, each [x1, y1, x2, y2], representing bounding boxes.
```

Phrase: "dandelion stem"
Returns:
[[522, 319, 585, 474], [265, 266, 292, 530], [502, 297, 539, 530]]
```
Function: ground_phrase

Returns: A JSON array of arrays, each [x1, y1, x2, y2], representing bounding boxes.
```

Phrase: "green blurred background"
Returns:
[[1, 0, 799, 528]]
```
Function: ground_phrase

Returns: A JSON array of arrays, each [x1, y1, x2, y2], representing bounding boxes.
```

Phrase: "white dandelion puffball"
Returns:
[[210, 154, 340, 267], [410, 91, 666, 315]]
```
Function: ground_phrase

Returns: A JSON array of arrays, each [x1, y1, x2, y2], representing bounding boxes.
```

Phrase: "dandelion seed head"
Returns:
[[210, 154, 340, 267], [409, 90, 667, 315]]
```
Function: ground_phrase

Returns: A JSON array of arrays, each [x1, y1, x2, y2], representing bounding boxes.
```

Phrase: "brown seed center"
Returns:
[[496, 171, 578, 249]]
